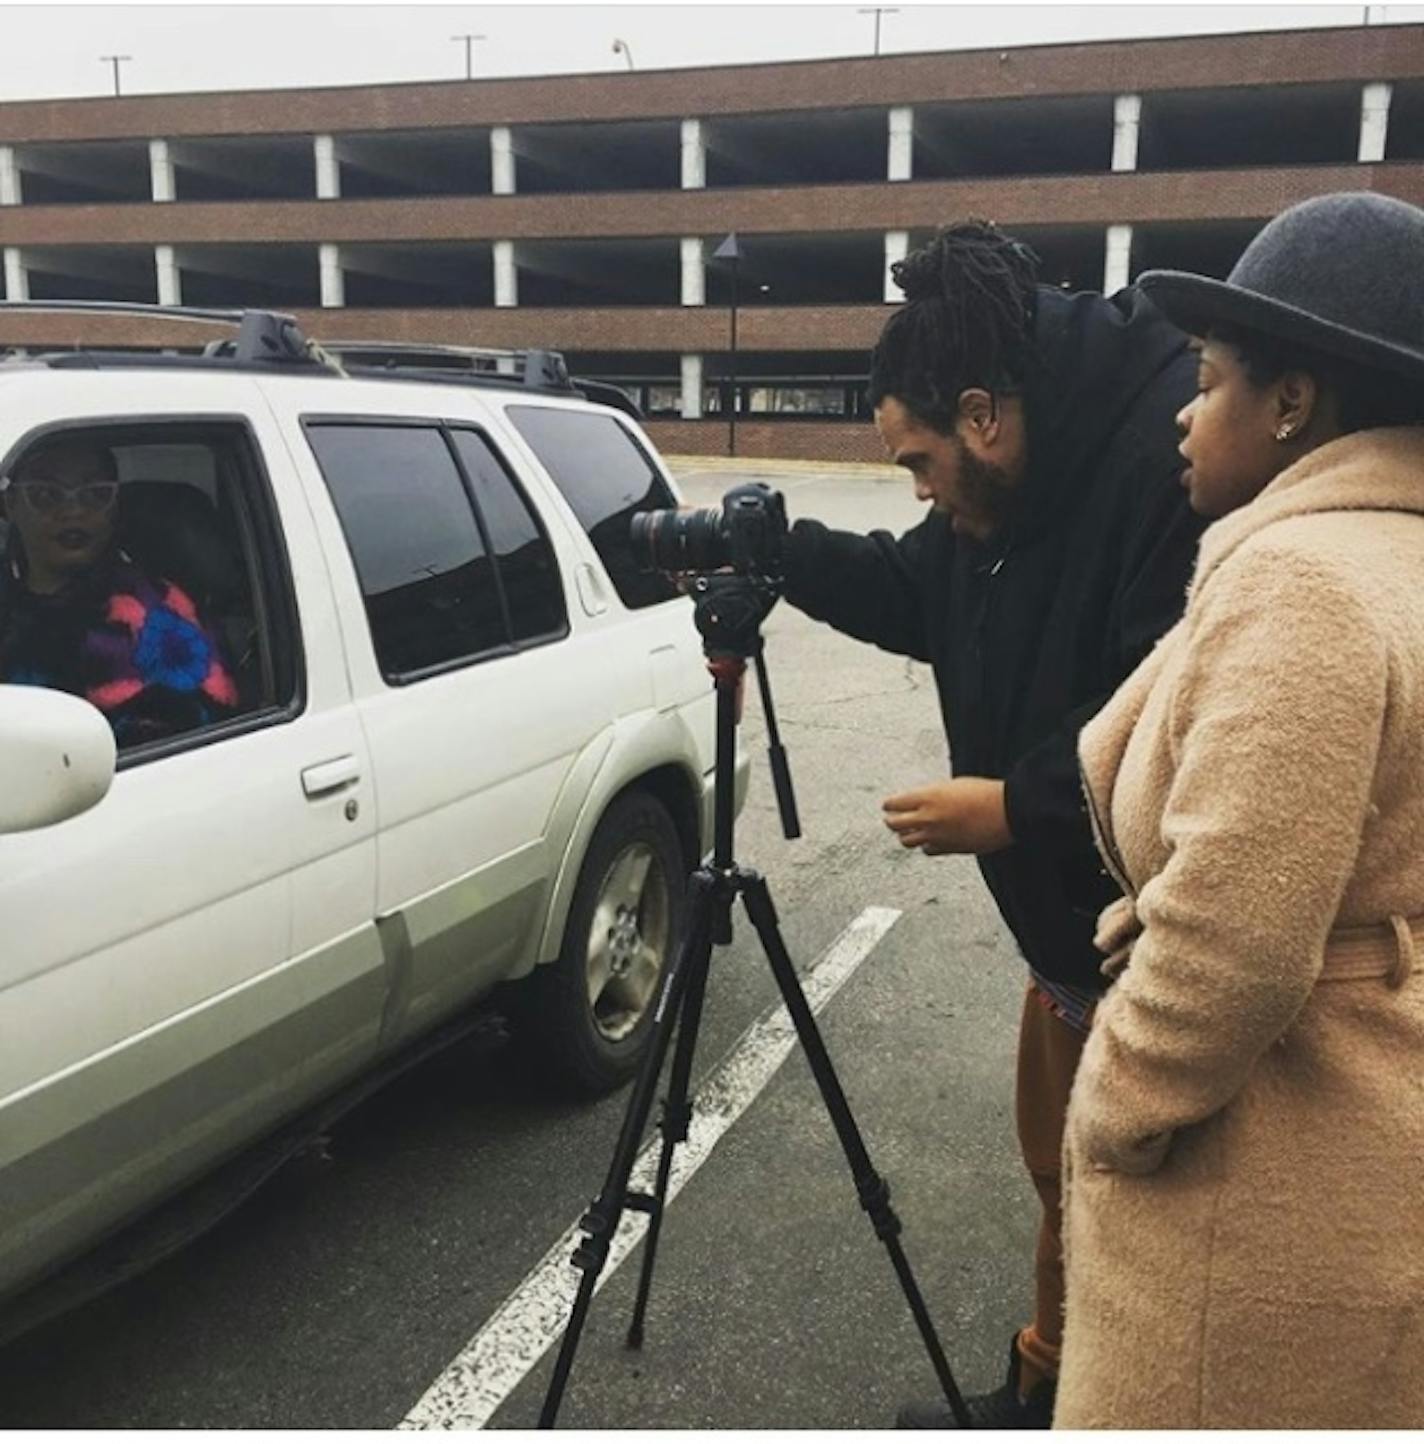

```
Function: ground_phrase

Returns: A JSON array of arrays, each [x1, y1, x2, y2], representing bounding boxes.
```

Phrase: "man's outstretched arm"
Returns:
[[781, 515, 933, 663]]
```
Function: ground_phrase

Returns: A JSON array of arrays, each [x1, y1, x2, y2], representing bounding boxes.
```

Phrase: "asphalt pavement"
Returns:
[[0, 465, 1037, 1430]]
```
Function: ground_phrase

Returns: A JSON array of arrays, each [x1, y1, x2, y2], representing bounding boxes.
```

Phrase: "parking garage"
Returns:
[[0, 23, 1415, 462]]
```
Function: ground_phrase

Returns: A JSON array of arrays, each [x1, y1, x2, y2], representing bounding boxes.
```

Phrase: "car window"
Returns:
[[306, 422, 508, 680], [448, 428, 567, 645], [0, 420, 296, 759], [505, 406, 680, 610]]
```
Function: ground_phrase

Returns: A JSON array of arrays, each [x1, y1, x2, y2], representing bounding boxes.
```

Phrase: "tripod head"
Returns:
[[690, 572, 780, 661], [687, 572, 800, 860]]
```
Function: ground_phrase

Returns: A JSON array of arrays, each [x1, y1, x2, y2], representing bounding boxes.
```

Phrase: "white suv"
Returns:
[[0, 316, 738, 1319]]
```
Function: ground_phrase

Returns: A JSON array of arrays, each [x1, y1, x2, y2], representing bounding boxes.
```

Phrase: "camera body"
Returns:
[[629, 482, 788, 579]]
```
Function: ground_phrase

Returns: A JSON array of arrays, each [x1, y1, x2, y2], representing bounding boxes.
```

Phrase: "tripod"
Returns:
[[538, 573, 970, 1428]]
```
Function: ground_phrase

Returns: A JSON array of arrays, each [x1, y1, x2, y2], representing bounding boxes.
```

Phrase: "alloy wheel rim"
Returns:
[[584, 840, 670, 1043]]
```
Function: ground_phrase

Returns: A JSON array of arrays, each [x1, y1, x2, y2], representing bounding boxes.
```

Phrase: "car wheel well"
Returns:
[[623, 763, 700, 874]]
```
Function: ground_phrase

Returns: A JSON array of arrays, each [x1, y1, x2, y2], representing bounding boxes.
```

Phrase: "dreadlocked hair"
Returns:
[[869, 219, 1041, 435]]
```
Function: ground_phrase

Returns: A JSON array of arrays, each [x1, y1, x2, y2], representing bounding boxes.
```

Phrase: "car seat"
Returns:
[[117, 481, 256, 702]]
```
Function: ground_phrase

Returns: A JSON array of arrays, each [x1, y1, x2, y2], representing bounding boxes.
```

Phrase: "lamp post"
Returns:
[[451, 32, 486, 80], [99, 54, 132, 97], [611, 38, 635, 70], [857, 7, 899, 56], [713, 232, 743, 457]]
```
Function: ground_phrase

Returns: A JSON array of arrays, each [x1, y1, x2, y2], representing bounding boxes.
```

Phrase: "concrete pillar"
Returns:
[[320, 243, 345, 308], [155, 244, 181, 305], [681, 119, 706, 189], [884, 229, 910, 302], [0, 146, 21, 206], [888, 106, 914, 182], [680, 237, 705, 306], [494, 240, 517, 307], [149, 138, 175, 202], [1104, 224, 1133, 294], [1112, 93, 1142, 173], [491, 127, 516, 196], [681, 354, 704, 419], [4, 248, 29, 302], [314, 134, 340, 200], [1359, 81, 1393, 163]]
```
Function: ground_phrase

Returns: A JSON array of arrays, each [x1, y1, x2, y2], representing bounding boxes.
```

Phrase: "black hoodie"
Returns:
[[782, 285, 1205, 993]]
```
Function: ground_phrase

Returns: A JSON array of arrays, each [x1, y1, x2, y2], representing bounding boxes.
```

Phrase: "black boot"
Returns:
[[896, 1335, 1055, 1429]]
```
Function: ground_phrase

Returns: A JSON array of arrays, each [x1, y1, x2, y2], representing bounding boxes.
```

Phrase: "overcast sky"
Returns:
[[0, 2, 1420, 102]]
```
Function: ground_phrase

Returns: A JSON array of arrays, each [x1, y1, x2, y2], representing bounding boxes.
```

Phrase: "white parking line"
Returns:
[[399, 905, 902, 1431]]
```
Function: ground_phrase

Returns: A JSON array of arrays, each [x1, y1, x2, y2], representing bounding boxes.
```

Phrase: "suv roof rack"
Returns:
[[319, 340, 637, 413], [321, 340, 573, 391], [0, 302, 626, 409], [0, 300, 321, 368]]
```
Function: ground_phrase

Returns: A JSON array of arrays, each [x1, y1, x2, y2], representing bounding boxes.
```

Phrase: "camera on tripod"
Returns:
[[543, 477, 969, 1430], [629, 482, 788, 580], [539, 476, 968, 1430]]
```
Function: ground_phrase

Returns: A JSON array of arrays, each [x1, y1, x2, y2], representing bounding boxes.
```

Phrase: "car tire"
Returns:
[[518, 790, 687, 1097]]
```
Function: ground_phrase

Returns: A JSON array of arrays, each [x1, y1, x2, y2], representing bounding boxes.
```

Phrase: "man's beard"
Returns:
[[951, 437, 1016, 539]]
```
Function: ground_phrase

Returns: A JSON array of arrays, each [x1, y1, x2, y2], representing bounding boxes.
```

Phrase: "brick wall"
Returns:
[[0, 26, 1418, 142], [6, 164, 1422, 248], [0, 302, 890, 353], [646, 419, 884, 464]]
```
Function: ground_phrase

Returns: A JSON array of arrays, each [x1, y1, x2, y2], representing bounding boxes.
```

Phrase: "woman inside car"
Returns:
[[0, 434, 238, 748], [1056, 191, 1424, 1429]]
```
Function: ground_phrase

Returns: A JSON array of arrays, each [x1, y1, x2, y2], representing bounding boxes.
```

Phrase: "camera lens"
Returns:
[[629, 506, 729, 572]]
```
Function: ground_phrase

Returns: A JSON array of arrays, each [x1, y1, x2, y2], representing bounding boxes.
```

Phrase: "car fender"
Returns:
[[519, 705, 708, 979]]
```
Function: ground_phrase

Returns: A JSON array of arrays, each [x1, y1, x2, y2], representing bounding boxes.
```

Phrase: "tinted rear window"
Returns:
[[506, 407, 679, 610]]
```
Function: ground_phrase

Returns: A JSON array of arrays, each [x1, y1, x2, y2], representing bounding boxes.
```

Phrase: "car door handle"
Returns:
[[575, 562, 609, 617], [301, 755, 361, 798]]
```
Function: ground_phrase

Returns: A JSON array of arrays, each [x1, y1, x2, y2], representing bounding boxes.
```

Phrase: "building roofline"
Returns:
[[0, 20, 1416, 126]]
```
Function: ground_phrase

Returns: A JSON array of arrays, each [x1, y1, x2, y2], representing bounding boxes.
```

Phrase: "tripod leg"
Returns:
[[538, 871, 718, 1428], [626, 879, 729, 1348], [738, 872, 973, 1428]]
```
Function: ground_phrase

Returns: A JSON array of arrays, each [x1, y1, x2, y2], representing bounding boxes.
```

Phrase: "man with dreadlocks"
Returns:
[[779, 220, 1204, 1428]]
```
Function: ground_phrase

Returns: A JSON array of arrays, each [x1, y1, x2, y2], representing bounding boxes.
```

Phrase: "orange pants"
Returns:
[[1012, 985, 1091, 1395]]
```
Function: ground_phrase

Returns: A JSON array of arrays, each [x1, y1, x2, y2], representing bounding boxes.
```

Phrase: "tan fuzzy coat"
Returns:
[[1058, 428, 1424, 1430]]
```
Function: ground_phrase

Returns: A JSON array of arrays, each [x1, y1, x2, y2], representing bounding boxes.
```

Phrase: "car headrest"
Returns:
[[117, 482, 244, 612]]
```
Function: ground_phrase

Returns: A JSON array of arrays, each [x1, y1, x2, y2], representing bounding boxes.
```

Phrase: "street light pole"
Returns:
[[99, 54, 132, 97], [856, 7, 899, 56], [611, 38, 635, 70], [451, 32, 486, 80], [713, 232, 743, 458]]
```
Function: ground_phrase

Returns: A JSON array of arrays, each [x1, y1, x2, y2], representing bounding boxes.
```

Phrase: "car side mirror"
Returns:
[[0, 684, 117, 833]]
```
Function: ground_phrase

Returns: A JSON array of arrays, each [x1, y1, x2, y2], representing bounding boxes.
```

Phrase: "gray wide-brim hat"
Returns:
[[1139, 191, 1424, 385]]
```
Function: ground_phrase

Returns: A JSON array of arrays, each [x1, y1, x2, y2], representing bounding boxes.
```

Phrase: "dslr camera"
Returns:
[[630, 483, 788, 580]]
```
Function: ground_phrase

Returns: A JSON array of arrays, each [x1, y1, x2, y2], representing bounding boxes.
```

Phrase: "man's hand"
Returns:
[[882, 777, 1013, 856]]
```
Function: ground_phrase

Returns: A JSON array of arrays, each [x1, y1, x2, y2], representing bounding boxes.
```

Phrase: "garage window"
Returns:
[[505, 406, 680, 610]]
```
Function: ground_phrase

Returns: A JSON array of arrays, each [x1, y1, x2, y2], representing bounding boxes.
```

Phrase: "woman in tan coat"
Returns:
[[1057, 192, 1424, 1429]]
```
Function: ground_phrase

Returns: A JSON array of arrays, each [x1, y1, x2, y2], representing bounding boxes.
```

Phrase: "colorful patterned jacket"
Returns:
[[0, 547, 239, 748]]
